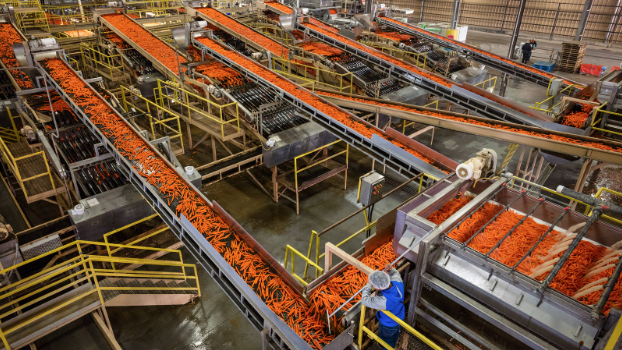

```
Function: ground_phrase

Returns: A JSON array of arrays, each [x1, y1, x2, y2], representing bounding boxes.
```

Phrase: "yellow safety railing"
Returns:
[[80, 43, 127, 81], [294, 139, 348, 193], [103, 213, 179, 267], [359, 305, 442, 350], [154, 79, 241, 139], [592, 102, 622, 137], [121, 85, 184, 154], [0, 239, 200, 350], [359, 41, 427, 69], [0, 135, 56, 199], [0, 108, 22, 143], [508, 176, 621, 224], [302, 174, 429, 279], [605, 316, 622, 350], [127, 8, 178, 18], [283, 245, 324, 286], [583, 187, 622, 225], [530, 82, 576, 115], [475, 76, 497, 92], [248, 23, 295, 45], [271, 56, 354, 94], [13, 0, 50, 34], [402, 100, 439, 133]]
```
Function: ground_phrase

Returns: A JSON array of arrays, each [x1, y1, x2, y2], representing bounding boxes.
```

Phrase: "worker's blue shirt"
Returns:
[[360, 269, 405, 327]]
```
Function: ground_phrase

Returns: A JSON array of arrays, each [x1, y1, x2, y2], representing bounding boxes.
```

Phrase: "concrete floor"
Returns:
[[34, 28, 622, 350]]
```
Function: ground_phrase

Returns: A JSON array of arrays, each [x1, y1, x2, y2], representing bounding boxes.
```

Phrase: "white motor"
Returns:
[[456, 148, 498, 181], [20, 125, 36, 142], [251, 52, 263, 60]]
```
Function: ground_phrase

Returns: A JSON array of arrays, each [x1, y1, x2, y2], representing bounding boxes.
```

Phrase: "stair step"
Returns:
[[154, 280, 173, 294], [127, 280, 147, 294], [99, 279, 121, 301]]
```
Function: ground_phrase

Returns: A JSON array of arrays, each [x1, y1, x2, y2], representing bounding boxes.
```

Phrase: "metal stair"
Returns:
[[0, 283, 101, 350], [99, 278, 198, 307]]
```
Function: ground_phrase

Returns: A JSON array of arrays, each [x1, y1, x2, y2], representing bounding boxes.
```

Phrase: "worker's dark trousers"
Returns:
[[378, 323, 401, 347], [522, 52, 531, 64]]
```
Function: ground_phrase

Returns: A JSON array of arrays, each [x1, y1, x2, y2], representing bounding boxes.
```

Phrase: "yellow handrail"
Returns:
[[530, 83, 576, 115], [0, 135, 57, 200], [284, 245, 324, 286], [153, 79, 240, 139], [402, 100, 438, 133], [293, 139, 348, 192], [271, 56, 354, 94], [359, 41, 427, 69], [0, 239, 200, 350], [121, 85, 185, 153], [474, 76, 497, 91], [592, 102, 622, 137], [583, 187, 622, 225], [359, 305, 442, 350], [80, 43, 126, 81]]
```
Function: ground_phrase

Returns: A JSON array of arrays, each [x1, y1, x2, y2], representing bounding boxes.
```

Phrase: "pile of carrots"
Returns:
[[0, 23, 33, 89], [43, 57, 335, 349], [186, 46, 247, 88], [102, 14, 188, 74], [375, 31, 412, 42], [309, 241, 396, 319], [298, 42, 343, 57], [303, 22, 452, 88], [195, 8, 290, 57], [37, 94, 72, 113], [379, 16, 580, 88], [263, 1, 339, 33], [105, 33, 131, 49], [559, 103, 595, 128], [426, 196, 472, 225], [431, 195, 622, 313], [316, 91, 622, 155], [194, 36, 449, 173]]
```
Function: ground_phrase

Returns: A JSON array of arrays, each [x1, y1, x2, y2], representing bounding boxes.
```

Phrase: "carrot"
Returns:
[[316, 91, 622, 155], [0, 24, 34, 89]]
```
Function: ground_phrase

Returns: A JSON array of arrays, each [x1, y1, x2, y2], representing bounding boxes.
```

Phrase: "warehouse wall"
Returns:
[[380, 0, 622, 44]]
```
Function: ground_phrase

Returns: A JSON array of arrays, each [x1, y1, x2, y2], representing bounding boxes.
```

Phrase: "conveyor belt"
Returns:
[[36, 56, 338, 350], [376, 17, 584, 91], [192, 35, 458, 180], [317, 90, 622, 166], [94, 12, 187, 82], [296, 20, 553, 128], [0, 23, 34, 91]]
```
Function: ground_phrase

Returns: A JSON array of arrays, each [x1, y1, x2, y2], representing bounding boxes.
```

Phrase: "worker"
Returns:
[[521, 41, 533, 64], [361, 265, 405, 347], [530, 38, 538, 49]]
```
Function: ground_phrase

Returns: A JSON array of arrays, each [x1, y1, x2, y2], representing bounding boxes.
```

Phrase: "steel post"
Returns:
[[451, 0, 461, 29], [605, 0, 622, 43], [575, 0, 594, 41], [507, 0, 527, 59]]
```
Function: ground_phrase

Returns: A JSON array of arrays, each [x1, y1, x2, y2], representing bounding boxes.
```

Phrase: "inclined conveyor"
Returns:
[[294, 18, 564, 129], [375, 16, 584, 91], [317, 90, 622, 166]]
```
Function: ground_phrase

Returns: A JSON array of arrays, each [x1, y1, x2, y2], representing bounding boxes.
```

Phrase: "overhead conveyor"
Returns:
[[295, 19, 557, 129], [375, 16, 584, 91], [317, 90, 622, 166]]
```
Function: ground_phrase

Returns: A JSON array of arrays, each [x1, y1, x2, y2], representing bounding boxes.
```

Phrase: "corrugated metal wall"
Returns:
[[379, 0, 622, 43]]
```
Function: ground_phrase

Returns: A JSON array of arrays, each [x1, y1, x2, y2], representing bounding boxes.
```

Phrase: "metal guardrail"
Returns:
[[0, 239, 200, 350], [80, 43, 127, 81], [593, 102, 622, 137], [358, 40, 427, 69], [121, 85, 185, 154], [153, 79, 241, 140], [0, 108, 22, 143], [530, 82, 576, 115], [584, 187, 622, 225], [358, 305, 442, 350], [271, 56, 354, 94]]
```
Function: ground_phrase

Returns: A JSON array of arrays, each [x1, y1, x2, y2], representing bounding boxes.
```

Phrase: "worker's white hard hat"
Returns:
[[369, 271, 391, 290]]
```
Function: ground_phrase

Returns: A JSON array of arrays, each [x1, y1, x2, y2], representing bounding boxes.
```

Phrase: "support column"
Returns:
[[420, 0, 425, 22], [575, 0, 594, 41], [500, 0, 526, 97], [605, 0, 622, 43], [451, 0, 461, 29]]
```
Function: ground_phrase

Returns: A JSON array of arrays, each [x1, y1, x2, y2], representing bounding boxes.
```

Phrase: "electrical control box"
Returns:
[[359, 171, 385, 206]]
